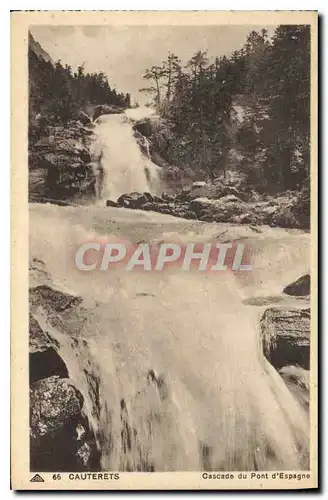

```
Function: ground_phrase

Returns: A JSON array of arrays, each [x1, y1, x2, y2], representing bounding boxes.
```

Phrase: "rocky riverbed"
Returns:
[[106, 180, 310, 230]]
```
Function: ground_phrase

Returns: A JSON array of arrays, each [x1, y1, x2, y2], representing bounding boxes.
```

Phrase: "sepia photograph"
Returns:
[[11, 11, 317, 490]]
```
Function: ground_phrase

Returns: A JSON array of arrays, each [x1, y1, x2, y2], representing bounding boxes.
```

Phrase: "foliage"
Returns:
[[141, 25, 311, 193], [29, 47, 130, 127]]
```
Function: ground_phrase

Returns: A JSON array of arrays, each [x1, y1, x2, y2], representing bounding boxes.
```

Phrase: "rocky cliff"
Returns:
[[29, 119, 98, 202]]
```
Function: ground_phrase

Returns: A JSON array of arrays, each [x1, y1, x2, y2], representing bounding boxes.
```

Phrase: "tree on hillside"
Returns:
[[139, 65, 167, 108], [29, 41, 129, 131], [263, 25, 310, 190], [163, 52, 181, 102], [140, 25, 310, 192]]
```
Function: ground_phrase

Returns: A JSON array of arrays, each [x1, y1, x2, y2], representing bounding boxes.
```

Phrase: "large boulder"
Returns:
[[189, 196, 245, 222], [30, 376, 100, 472], [283, 275, 310, 297], [254, 192, 309, 229], [176, 183, 219, 201], [30, 376, 84, 438], [93, 104, 124, 121], [106, 199, 119, 207], [133, 116, 170, 138], [260, 308, 310, 370], [133, 117, 174, 165], [188, 197, 218, 217], [117, 192, 153, 209]]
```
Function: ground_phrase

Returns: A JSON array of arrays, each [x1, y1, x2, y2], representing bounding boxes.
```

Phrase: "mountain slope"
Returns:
[[29, 32, 53, 65]]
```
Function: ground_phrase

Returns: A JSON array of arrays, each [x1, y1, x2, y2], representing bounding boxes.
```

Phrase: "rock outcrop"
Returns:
[[260, 308, 310, 370], [260, 274, 310, 411], [93, 104, 124, 121], [106, 183, 310, 229], [117, 191, 154, 209], [29, 120, 96, 202], [283, 275, 310, 296], [30, 375, 99, 472], [133, 116, 174, 168], [29, 261, 100, 472]]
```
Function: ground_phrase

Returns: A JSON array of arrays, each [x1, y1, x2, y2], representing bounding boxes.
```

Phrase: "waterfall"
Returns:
[[90, 108, 160, 202], [29, 202, 309, 471]]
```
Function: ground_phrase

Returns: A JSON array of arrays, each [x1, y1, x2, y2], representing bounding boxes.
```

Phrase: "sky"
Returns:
[[30, 25, 276, 104]]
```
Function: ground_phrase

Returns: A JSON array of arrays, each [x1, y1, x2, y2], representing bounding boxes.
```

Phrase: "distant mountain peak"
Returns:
[[29, 32, 54, 65]]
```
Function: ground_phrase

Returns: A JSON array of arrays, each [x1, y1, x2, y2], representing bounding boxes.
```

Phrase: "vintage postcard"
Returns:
[[11, 11, 318, 490]]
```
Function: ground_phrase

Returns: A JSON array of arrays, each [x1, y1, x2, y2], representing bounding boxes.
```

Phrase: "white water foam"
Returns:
[[90, 108, 159, 201]]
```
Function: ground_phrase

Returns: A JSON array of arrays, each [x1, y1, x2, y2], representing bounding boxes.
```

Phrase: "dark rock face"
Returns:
[[30, 348, 68, 384], [260, 308, 310, 370], [29, 120, 96, 201], [93, 104, 124, 121], [133, 130, 151, 158], [29, 319, 100, 471], [133, 117, 174, 167], [106, 199, 119, 207], [29, 313, 53, 354], [30, 285, 83, 313], [283, 275, 310, 296], [30, 376, 100, 472], [178, 182, 243, 202], [189, 196, 245, 222], [29, 261, 100, 472], [112, 191, 199, 220], [29, 314, 68, 383], [30, 376, 84, 438], [117, 192, 153, 209]]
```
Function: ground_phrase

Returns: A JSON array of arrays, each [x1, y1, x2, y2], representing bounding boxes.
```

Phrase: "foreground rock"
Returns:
[[283, 275, 310, 296], [30, 376, 100, 472], [93, 104, 124, 121], [260, 308, 310, 370], [260, 270, 310, 411], [117, 191, 154, 209], [29, 261, 100, 472], [30, 376, 84, 437]]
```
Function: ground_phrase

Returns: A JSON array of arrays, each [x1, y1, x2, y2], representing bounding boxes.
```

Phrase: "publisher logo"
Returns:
[[30, 474, 45, 483]]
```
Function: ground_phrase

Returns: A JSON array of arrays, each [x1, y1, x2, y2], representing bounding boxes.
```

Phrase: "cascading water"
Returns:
[[29, 201, 310, 471], [90, 107, 160, 202]]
